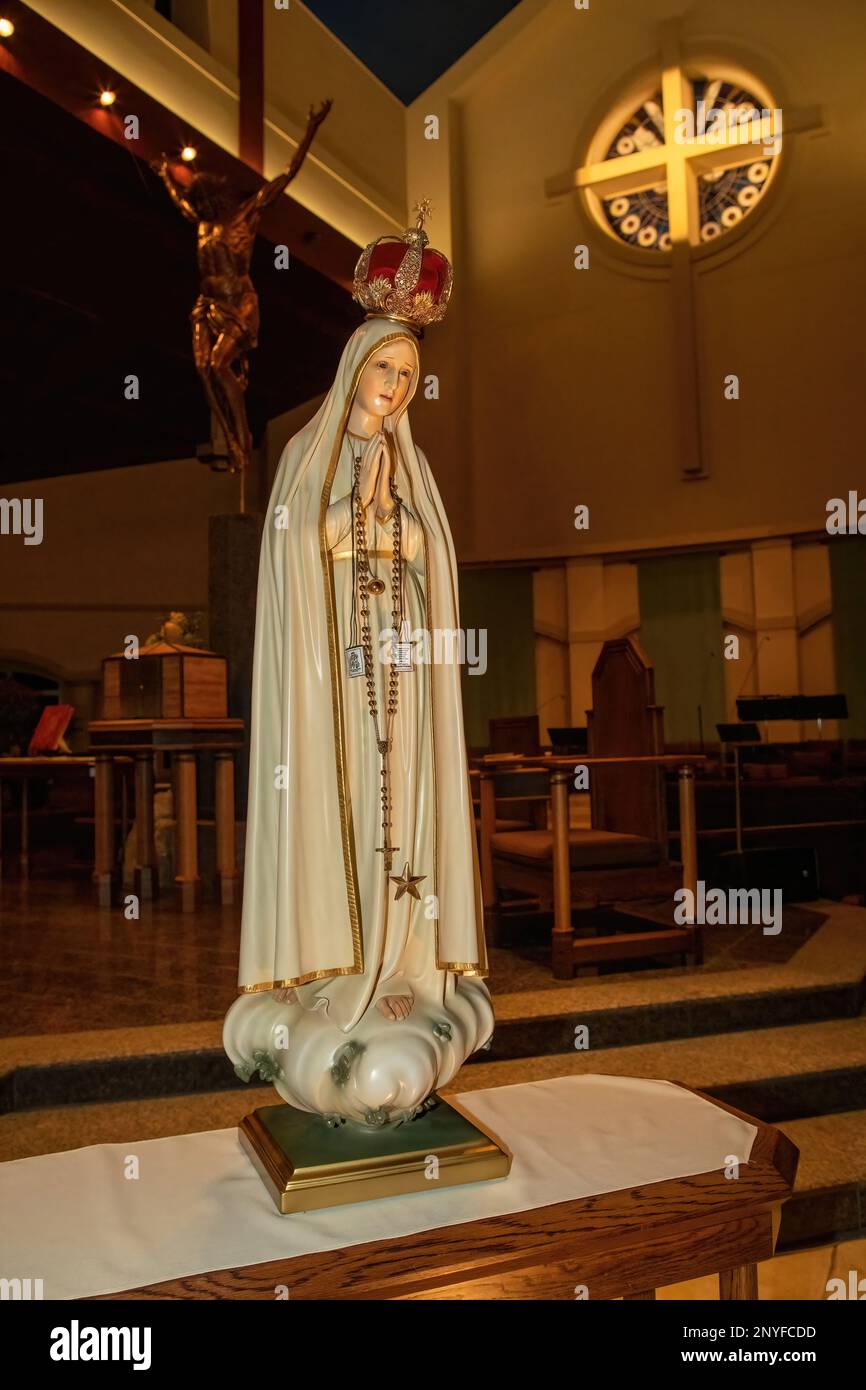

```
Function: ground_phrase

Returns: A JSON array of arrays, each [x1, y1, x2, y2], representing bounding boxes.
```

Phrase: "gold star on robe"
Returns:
[[389, 862, 426, 901]]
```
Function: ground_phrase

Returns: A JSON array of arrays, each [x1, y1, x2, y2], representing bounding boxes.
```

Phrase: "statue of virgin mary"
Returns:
[[224, 207, 493, 1127]]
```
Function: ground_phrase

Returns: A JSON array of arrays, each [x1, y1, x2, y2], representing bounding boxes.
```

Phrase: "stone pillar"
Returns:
[[565, 558, 639, 724], [566, 558, 605, 724], [751, 539, 800, 742], [533, 567, 569, 742], [208, 510, 263, 813]]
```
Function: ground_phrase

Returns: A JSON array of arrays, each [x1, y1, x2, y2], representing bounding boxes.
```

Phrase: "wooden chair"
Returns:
[[471, 715, 545, 841], [481, 637, 702, 976], [471, 778, 537, 835]]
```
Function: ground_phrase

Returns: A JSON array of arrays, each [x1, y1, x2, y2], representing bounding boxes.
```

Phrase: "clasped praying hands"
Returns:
[[356, 431, 397, 522]]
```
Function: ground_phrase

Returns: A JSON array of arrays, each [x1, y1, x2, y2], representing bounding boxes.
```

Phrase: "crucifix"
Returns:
[[155, 0, 330, 513], [546, 20, 824, 480]]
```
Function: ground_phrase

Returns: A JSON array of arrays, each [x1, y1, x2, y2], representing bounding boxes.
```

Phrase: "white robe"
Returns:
[[292, 432, 440, 1029], [235, 318, 488, 1035]]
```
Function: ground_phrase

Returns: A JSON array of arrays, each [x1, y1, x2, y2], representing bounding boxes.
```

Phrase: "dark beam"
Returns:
[[238, 0, 264, 173]]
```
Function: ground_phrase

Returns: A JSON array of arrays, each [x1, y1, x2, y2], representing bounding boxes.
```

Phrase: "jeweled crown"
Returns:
[[352, 200, 453, 332]]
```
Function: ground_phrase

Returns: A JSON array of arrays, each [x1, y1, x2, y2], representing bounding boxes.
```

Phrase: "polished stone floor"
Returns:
[[0, 876, 242, 1036], [488, 902, 826, 994], [0, 873, 828, 1036]]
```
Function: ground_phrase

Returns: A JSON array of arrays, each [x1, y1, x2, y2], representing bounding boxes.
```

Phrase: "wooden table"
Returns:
[[476, 754, 705, 976], [103, 1090, 797, 1300], [87, 719, 244, 910], [0, 755, 129, 880]]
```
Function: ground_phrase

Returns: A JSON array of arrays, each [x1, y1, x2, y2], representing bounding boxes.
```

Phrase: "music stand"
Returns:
[[736, 694, 848, 740], [549, 727, 588, 755], [717, 722, 762, 854]]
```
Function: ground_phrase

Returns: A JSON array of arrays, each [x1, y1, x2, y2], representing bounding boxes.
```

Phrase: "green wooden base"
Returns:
[[239, 1094, 512, 1215]]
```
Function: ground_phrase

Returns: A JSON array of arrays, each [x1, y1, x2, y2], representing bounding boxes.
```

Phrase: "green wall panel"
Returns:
[[637, 552, 726, 746], [829, 537, 866, 737], [457, 567, 536, 749]]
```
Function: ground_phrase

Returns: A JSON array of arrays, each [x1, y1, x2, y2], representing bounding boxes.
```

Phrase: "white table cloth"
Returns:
[[0, 1074, 756, 1299]]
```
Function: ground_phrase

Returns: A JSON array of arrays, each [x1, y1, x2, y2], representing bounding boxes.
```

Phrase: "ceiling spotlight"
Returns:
[[0, 18, 15, 37], [99, 89, 117, 107], [180, 145, 197, 162]]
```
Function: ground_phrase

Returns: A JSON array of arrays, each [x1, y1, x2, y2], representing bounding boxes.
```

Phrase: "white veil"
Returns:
[[238, 316, 487, 994]]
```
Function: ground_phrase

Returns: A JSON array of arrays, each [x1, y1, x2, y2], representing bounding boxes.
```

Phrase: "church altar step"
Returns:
[[5, 1014, 866, 1143], [489, 976, 862, 1062], [3, 972, 863, 1115], [6, 1017, 865, 1129], [772, 1110, 866, 1250], [454, 1015, 866, 1123]]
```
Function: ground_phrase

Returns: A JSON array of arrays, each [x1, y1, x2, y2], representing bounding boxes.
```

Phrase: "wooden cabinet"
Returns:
[[101, 642, 227, 721]]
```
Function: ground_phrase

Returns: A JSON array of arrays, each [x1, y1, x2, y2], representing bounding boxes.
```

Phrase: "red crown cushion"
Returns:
[[366, 242, 450, 300]]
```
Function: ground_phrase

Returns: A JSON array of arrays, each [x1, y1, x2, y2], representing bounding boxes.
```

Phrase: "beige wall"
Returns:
[[205, 0, 409, 235], [0, 461, 236, 687], [533, 557, 641, 741], [405, 0, 865, 564], [722, 537, 837, 738]]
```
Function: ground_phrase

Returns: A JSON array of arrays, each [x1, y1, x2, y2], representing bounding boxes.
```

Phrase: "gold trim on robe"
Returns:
[[237, 322, 487, 1000]]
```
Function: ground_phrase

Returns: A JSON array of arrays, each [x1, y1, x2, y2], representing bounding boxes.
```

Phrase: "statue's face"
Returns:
[[355, 340, 416, 419]]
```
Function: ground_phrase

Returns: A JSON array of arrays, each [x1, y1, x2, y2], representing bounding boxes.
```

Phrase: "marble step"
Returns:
[[452, 1015, 866, 1124], [489, 975, 864, 1062], [3, 1015, 866, 1132], [774, 1110, 866, 1249], [0, 1078, 861, 1254], [4, 996, 866, 1115]]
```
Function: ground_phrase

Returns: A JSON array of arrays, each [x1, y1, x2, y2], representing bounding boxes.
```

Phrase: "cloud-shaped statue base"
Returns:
[[223, 977, 494, 1128]]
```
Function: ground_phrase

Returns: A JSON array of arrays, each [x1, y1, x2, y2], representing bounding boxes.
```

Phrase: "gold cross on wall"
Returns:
[[546, 20, 824, 480]]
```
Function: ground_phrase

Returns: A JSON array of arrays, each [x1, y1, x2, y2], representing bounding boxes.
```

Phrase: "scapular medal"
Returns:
[[345, 644, 365, 679], [392, 620, 413, 673]]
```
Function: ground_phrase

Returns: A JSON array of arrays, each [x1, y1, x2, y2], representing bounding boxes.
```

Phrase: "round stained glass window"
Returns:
[[595, 77, 779, 252]]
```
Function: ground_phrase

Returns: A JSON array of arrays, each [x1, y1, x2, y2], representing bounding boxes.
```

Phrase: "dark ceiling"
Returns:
[[0, 68, 360, 484], [305, 0, 522, 104]]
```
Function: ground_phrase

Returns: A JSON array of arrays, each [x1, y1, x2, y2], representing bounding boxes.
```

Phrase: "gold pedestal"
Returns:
[[239, 1095, 512, 1215]]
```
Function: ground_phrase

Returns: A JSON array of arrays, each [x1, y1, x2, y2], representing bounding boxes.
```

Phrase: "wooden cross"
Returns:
[[546, 20, 824, 480]]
